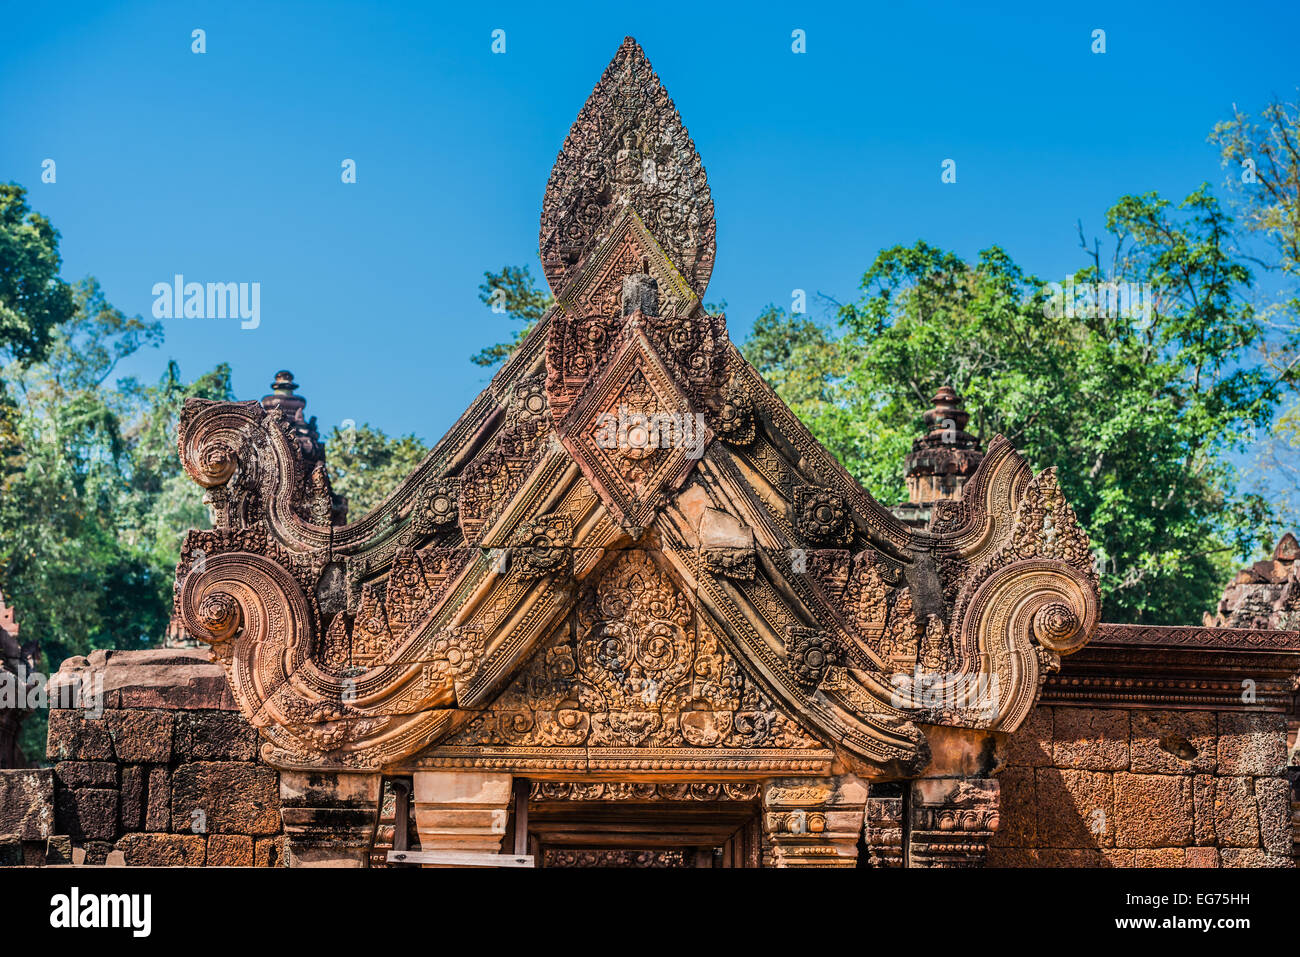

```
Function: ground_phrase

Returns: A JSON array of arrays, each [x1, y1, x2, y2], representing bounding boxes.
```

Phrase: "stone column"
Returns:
[[411, 770, 512, 864], [761, 775, 868, 867], [907, 776, 999, 867], [863, 782, 905, 867], [279, 770, 381, 867]]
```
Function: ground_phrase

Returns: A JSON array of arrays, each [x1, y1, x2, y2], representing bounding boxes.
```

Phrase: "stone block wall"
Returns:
[[1, 649, 286, 866], [991, 705, 1294, 867]]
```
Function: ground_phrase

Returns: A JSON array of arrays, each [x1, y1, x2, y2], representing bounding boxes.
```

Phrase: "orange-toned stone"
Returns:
[[1113, 773, 1193, 848], [1129, 710, 1215, 774], [206, 834, 254, 867], [1052, 708, 1129, 771], [1035, 768, 1114, 848]]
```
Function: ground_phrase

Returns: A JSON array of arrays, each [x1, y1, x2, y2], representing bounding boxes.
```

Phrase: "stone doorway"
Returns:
[[521, 782, 763, 868]]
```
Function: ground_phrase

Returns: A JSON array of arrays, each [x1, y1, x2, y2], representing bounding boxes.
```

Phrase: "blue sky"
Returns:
[[2, 0, 1297, 449]]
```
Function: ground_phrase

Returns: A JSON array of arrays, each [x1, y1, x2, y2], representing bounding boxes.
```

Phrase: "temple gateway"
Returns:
[[170, 37, 1102, 866], [8, 38, 1290, 870]]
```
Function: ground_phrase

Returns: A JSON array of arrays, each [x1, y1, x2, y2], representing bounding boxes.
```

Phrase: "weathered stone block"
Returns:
[[1255, 776, 1292, 857], [46, 710, 111, 761], [1185, 846, 1220, 868], [207, 833, 255, 866], [1101, 848, 1137, 867], [1038, 848, 1103, 867], [145, 765, 170, 831], [1217, 712, 1287, 775], [1035, 769, 1113, 848], [1135, 848, 1184, 866], [173, 711, 258, 761], [51, 648, 236, 710], [21, 841, 46, 866], [77, 840, 113, 865], [255, 834, 286, 868], [55, 787, 118, 841], [1051, 708, 1129, 771], [1006, 706, 1053, 768], [990, 766, 1035, 847], [45, 834, 73, 865], [1192, 774, 1216, 845], [1220, 847, 1293, 868], [987, 847, 1039, 867], [53, 761, 118, 789], [1212, 776, 1260, 847], [1129, 710, 1216, 774], [0, 833, 21, 867], [105, 709, 173, 763], [1113, 773, 1193, 848], [171, 762, 280, 835], [0, 768, 54, 839], [120, 765, 144, 832], [116, 833, 206, 866]]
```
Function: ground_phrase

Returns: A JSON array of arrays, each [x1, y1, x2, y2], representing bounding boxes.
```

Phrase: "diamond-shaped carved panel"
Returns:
[[558, 326, 711, 534]]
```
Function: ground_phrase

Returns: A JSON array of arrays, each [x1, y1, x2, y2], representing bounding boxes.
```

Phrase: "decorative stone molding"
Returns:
[[169, 38, 1099, 790], [761, 775, 868, 867], [411, 771, 512, 865], [863, 784, 905, 867], [278, 770, 380, 867], [908, 777, 1000, 867]]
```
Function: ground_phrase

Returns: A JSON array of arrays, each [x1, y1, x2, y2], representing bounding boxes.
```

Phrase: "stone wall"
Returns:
[[0, 648, 285, 866], [992, 705, 1293, 867]]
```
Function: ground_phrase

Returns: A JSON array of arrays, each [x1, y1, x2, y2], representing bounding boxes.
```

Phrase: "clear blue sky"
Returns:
[[2, 0, 1297, 447]]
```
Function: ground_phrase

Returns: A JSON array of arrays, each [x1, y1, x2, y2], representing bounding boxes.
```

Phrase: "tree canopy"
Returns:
[[747, 187, 1281, 625]]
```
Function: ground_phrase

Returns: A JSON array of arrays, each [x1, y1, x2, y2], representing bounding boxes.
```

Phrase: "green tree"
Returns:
[[1210, 97, 1300, 518], [471, 265, 553, 367], [748, 192, 1279, 625], [0, 184, 75, 367], [324, 423, 430, 516], [0, 279, 232, 665]]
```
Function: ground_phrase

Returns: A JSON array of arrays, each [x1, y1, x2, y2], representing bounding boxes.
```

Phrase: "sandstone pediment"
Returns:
[[171, 38, 1099, 781]]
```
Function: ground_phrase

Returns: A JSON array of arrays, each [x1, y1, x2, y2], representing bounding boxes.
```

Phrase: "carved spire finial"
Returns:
[[539, 37, 715, 300], [904, 386, 984, 506]]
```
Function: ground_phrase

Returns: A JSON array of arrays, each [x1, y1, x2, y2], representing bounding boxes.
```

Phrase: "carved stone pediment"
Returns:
[[171, 38, 1099, 777], [556, 323, 711, 537]]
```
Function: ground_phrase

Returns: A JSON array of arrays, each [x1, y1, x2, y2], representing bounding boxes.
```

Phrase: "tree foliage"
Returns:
[[0, 184, 75, 368], [0, 280, 232, 666], [747, 190, 1281, 625], [324, 423, 430, 517], [470, 265, 553, 367]]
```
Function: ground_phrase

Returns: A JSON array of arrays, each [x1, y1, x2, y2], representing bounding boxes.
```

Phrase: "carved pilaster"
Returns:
[[761, 775, 868, 867], [907, 777, 1000, 867], [863, 783, 905, 867], [279, 770, 381, 868], [412, 771, 512, 865]]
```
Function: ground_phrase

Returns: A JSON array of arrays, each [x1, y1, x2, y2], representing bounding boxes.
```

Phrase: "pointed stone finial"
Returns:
[[539, 37, 715, 299], [903, 386, 984, 506], [261, 370, 320, 461], [1275, 532, 1299, 562], [259, 371, 346, 525]]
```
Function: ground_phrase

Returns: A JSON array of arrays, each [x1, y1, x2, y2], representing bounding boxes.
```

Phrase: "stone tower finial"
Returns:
[[904, 386, 984, 506], [539, 36, 715, 299], [259, 370, 347, 525]]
